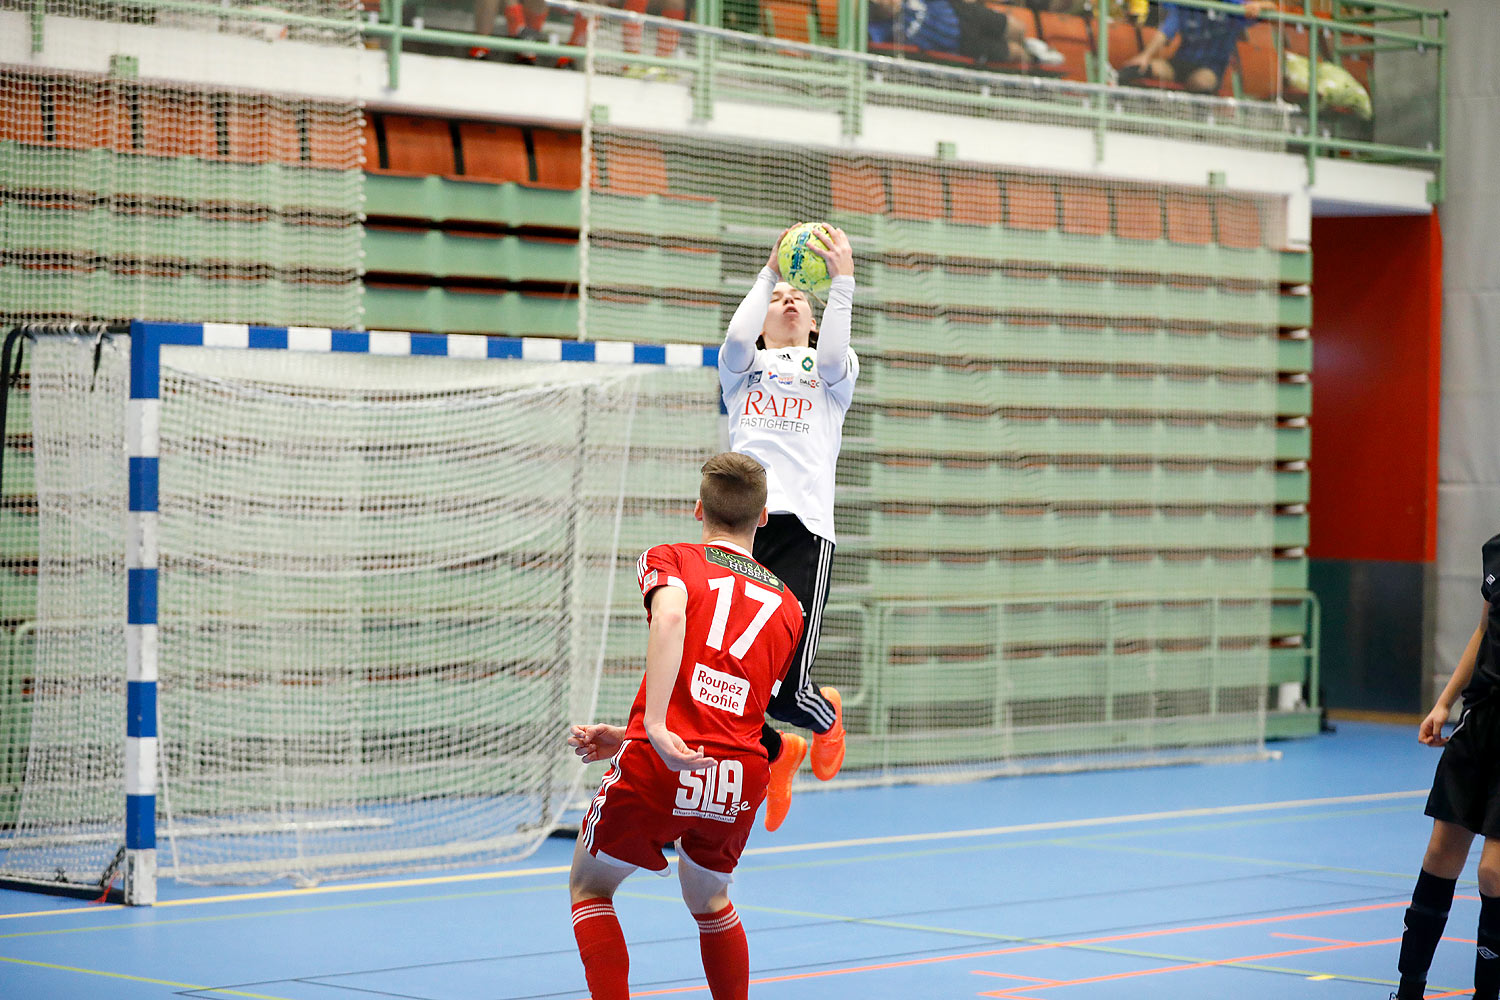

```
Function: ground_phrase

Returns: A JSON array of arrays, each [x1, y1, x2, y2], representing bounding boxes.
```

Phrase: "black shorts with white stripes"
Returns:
[[1426, 698, 1500, 838], [752, 513, 838, 735]]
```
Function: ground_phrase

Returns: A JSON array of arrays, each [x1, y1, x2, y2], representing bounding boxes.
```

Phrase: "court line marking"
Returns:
[[611, 889, 1475, 998], [0, 863, 575, 920], [974, 937, 1402, 997], [0, 956, 296, 999], [0, 883, 559, 940], [1048, 822, 1424, 879], [737, 790, 1428, 857], [972, 971, 1062, 984], [966, 941, 1398, 995], [0, 789, 1426, 924], [567, 901, 1418, 998], [1269, 932, 1357, 944]]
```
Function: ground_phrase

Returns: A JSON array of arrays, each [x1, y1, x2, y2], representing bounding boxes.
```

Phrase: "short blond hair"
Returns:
[[699, 452, 767, 532]]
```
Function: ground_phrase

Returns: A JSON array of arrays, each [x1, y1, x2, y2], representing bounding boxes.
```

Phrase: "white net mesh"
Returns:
[[1, 332, 129, 889], [0, 333, 692, 890], [1, 4, 366, 825], [583, 112, 1286, 778], [0, 1, 363, 330]]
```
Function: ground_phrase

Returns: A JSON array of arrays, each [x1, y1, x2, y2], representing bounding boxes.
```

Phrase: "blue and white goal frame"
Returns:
[[115, 320, 718, 905]]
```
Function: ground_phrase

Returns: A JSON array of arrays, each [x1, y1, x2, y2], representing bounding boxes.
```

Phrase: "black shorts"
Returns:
[[752, 513, 838, 734], [1425, 699, 1500, 837], [1169, 53, 1226, 89]]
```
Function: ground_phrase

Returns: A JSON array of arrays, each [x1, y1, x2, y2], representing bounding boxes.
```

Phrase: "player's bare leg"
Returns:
[[678, 844, 748, 1000], [569, 836, 636, 1000]]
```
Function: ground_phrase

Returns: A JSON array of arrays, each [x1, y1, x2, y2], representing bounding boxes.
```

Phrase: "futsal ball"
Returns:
[[777, 223, 832, 296]]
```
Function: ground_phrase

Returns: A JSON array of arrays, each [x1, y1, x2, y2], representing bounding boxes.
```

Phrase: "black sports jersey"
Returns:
[[1460, 533, 1500, 708]]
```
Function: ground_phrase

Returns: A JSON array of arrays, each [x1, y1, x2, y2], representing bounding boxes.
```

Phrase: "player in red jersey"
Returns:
[[565, 452, 805, 1000]]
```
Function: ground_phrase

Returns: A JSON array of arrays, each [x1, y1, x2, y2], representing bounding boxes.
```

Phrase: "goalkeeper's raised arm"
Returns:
[[716, 223, 858, 832]]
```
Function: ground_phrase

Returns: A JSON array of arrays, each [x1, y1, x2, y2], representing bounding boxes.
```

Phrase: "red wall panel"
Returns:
[[1309, 213, 1442, 563]]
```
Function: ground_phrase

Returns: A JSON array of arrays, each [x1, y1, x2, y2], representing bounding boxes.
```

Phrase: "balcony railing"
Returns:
[[12, 0, 1446, 193]]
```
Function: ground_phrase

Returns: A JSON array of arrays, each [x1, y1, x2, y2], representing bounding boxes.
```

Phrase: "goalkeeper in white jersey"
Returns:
[[718, 223, 857, 832]]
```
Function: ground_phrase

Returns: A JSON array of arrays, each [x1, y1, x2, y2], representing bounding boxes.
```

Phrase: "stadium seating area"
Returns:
[[350, 111, 1320, 748], [860, 1, 1371, 104], [461, 0, 1375, 108], [0, 72, 362, 328]]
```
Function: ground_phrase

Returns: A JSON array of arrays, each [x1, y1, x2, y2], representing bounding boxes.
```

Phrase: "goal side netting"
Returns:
[[0, 326, 721, 900]]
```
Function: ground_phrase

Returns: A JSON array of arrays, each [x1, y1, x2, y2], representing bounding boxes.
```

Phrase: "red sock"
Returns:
[[571, 898, 629, 1000], [504, 2, 525, 34], [505, 2, 548, 34], [556, 12, 586, 67], [655, 6, 684, 58], [694, 902, 749, 1000]]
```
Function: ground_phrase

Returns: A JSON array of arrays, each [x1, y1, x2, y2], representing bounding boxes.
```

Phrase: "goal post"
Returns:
[[2, 321, 721, 906]]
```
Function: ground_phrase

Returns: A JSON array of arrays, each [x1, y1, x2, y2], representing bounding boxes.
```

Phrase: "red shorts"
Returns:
[[582, 739, 769, 875]]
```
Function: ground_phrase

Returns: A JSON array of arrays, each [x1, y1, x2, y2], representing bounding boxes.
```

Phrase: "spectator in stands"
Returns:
[[1118, 0, 1267, 94], [868, 0, 963, 60], [471, 0, 688, 65], [950, 0, 1065, 69], [869, 0, 1062, 67], [471, 0, 570, 62]]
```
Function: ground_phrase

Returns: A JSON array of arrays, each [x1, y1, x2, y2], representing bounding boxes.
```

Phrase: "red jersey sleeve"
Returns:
[[637, 544, 688, 612]]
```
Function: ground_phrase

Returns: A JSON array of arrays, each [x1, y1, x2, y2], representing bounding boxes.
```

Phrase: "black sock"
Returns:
[[1398, 868, 1457, 999], [1476, 892, 1500, 1000], [760, 724, 782, 763]]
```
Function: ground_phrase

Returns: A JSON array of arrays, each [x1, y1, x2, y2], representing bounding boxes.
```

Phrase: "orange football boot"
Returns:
[[810, 686, 845, 780], [763, 732, 806, 832]]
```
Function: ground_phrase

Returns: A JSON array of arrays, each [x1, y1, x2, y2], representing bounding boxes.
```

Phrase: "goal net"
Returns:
[[1, 325, 721, 902]]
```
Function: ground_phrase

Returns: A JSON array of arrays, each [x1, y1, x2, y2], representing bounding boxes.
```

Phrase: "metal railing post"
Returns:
[[387, 0, 406, 91]]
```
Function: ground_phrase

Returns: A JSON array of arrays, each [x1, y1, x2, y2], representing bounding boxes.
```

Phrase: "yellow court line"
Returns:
[[0, 883, 559, 939], [0, 955, 296, 999], [0, 863, 574, 920], [0, 789, 1427, 923]]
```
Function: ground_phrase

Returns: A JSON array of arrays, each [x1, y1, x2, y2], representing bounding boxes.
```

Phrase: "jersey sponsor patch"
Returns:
[[673, 759, 752, 823], [691, 662, 750, 715], [641, 569, 659, 592], [705, 546, 784, 592]]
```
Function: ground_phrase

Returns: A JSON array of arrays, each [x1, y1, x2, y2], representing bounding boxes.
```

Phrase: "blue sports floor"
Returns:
[[0, 721, 1477, 999]]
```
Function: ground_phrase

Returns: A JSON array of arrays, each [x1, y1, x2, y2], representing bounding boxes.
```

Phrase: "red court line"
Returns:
[[971, 970, 1062, 984], [1269, 932, 1357, 944], [596, 900, 1411, 997], [975, 937, 1400, 998]]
